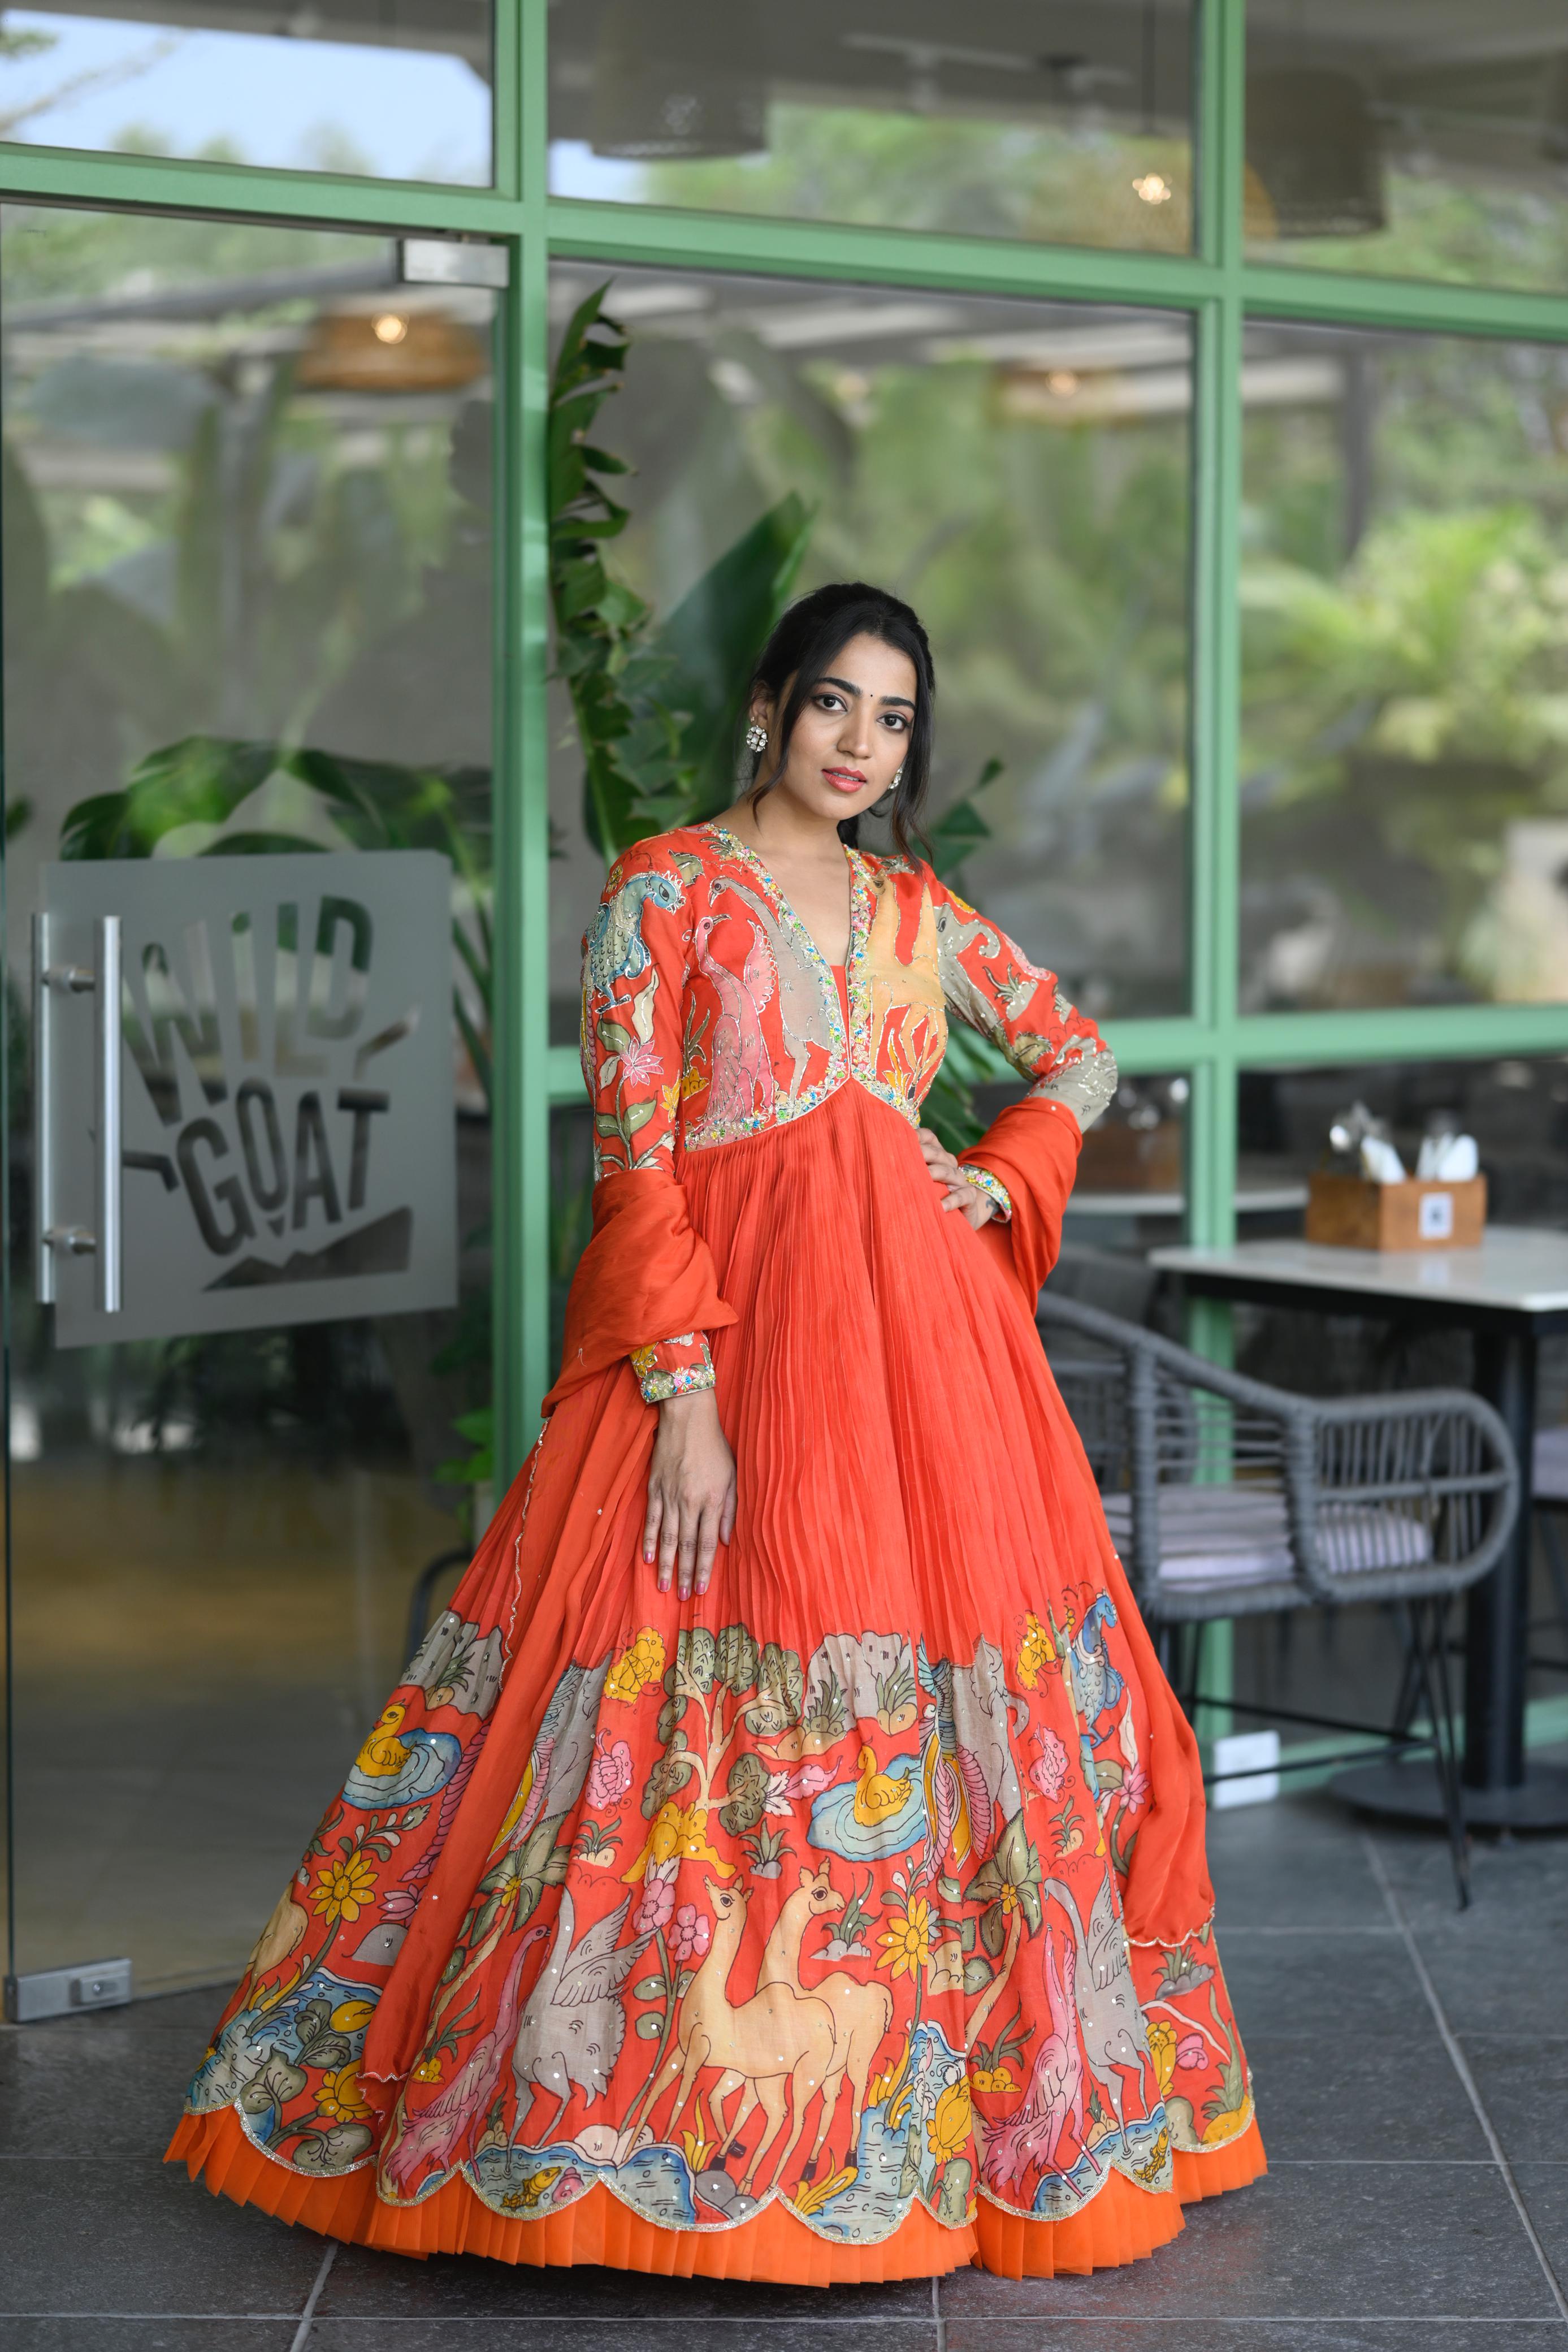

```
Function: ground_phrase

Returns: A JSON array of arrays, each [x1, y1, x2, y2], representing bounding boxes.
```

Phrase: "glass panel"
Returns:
[[0, 0, 490, 182], [550, 0, 1196, 254], [2, 204, 496, 1992], [1240, 319, 1568, 1014], [1232, 1052, 1568, 1745], [547, 264, 1193, 1043], [1239, 1054, 1568, 1229], [1246, 0, 1568, 292]]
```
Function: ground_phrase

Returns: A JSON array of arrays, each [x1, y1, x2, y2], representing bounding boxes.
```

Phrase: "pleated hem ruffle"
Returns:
[[166, 2108, 1265, 2283]]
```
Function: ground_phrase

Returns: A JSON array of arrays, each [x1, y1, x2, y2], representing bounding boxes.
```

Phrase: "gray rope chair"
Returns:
[[1037, 1291, 1521, 1906]]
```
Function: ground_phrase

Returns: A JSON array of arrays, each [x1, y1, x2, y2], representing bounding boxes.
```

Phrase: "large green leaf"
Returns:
[[652, 492, 815, 817]]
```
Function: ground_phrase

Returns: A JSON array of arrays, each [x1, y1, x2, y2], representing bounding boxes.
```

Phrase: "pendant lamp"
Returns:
[[591, 0, 768, 161], [1246, 67, 1385, 239]]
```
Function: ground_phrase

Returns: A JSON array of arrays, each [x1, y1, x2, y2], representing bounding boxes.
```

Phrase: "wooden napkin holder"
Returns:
[[1305, 1171, 1487, 1252]]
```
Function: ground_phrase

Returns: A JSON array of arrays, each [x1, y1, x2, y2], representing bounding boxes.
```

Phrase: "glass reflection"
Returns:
[[2, 204, 495, 1987], [546, 265, 1193, 1039], [550, 0, 1196, 255], [1240, 319, 1568, 1013], [0, 0, 490, 183], [1246, 0, 1568, 291]]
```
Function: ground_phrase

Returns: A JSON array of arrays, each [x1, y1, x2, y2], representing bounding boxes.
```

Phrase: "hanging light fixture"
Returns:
[[296, 309, 488, 393], [1245, 68, 1385, 239], [591, 0, 768, 161]]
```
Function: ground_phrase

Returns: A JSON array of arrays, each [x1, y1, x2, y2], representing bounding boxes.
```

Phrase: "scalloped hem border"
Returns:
[[165, 2109, 1266, 2283]]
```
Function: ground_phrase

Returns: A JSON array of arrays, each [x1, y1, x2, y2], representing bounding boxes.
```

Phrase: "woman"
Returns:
[[169, 582, 1263, 2283]]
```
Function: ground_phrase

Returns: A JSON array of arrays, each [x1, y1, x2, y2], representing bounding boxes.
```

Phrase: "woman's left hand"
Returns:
[[919, 1127, 997, 1230]]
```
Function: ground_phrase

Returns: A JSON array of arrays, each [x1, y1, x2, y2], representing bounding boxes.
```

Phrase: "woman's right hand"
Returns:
[[643, 1389, 736, 1601]]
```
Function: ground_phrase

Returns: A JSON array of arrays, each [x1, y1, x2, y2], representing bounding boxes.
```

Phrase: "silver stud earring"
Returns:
[[745, 721, 768, 755], [893, 765, 904, 786]]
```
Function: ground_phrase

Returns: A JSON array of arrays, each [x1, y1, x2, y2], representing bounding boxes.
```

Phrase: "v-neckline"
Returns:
[[704, 820, 863, 976]]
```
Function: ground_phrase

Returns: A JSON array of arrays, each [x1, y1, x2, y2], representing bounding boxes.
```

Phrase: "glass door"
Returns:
[[1, 201, 500, 2006]]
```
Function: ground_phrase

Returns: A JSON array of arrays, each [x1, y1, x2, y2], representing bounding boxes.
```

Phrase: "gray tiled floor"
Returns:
[[3, 1795, 1566, 2352]]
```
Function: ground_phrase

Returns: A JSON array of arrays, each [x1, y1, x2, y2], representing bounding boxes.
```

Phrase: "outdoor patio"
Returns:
[[3, 1782, 1565, 2352]]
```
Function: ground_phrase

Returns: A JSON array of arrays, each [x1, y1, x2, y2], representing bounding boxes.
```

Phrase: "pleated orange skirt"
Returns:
[[167, 1081, 1263, 2282]]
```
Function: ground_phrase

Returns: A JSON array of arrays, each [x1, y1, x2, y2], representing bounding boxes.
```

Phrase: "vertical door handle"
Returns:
[[32, 911, 55, 1304], [96, 915, 122, 1315], [32, 909, 123, 1314]]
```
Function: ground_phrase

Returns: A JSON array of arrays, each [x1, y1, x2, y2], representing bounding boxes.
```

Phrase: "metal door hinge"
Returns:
[[399, 237, 509, 290]]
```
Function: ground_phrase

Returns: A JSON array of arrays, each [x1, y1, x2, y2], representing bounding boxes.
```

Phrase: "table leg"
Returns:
[[1335, 1316, 1568, 1834], [1467, 1328, 1536, 1793]]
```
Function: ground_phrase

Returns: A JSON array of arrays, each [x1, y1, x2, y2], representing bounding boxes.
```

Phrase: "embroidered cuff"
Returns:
[[630, 1330, 716, 1404], [961, 1164, 1013, 1223]]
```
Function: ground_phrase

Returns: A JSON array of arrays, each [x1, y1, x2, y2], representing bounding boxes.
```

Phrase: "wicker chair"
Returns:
[[1037, 1291, 1521, 1905]]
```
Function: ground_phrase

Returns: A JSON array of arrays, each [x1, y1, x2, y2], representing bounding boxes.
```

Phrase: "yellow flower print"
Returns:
[[330, 1999, 375, 2034], [317, 2064, 372, 2123], [605, 1627, 668, 1706], [999, 1880, 1019, 1915], [877, 1896, 933, 1981], [661, 1081, 681, 1119], [412, 2054, 442, 2084], [311, 1851, 378, 1926], [1146, 2018, 1177, 2098], [927, 2074, 973, 2164], [1016, 1612, 1055, 1689]]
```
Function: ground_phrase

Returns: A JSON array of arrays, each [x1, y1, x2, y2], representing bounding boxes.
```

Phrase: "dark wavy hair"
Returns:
[[744, 581, 935, 856]]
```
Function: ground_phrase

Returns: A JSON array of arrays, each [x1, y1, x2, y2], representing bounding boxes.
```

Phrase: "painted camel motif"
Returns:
[[652, 1878, 836, 2198], [756, 1858, 893, 2170]]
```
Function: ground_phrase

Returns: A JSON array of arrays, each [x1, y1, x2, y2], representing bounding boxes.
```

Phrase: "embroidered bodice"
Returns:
[[580, 819, 1118, 1398]]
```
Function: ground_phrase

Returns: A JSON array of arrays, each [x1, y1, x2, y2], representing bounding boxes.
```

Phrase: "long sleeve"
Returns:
[[545, 844, 731, 1413], [930, 875, 1119, 1134], [929, 871, 1118, 1302]]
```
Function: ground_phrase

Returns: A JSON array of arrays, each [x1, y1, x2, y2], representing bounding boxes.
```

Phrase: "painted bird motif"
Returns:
[[981, 1926, 1088, 2195], [510, 1891, 650, 2142], [341, 1724, 462, 1811], [693, 912, 777, 1125], [915, 1642, 990, 1877], [381, 1926, 544, 2191], [586, 867, 685, 1000]]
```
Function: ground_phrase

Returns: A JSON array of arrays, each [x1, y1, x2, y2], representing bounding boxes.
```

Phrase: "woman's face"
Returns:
[[751, 631, 919, 832]]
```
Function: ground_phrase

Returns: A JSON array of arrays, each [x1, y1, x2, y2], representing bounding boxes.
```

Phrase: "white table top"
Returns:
[[1068, 1184, 1309, 1220], [1149, 1226, 1568, 1315]]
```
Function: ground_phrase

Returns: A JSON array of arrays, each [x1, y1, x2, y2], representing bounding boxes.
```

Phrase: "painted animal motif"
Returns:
[[712, 875, 837, 1104], [809, 1749, 926, 1862], [916, 1643, 991, 1872], [653, 1878, 837, 2198], [382, 1926, 544, 2190], [756, 1859, 894, 2169], [948, 1637, 1028, 1826], [586, 867, 685, 999], [341, 1723, 462, 1811], [500, 1658, 611, 1856], [693, 912, 777, 1125], [1039, 1870, 1149, 2148], [1070, 1596, 1125, 1735], [981, 1927, 1088, 2195], [510, 1891, 649, 2142]]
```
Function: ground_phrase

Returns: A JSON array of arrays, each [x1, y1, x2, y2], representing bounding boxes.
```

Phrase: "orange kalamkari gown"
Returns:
[[169, 822, 1263, 2280]]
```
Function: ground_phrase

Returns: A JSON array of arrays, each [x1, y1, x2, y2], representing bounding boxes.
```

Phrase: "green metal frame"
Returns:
[[5, 0, 1568, 1489]]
